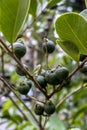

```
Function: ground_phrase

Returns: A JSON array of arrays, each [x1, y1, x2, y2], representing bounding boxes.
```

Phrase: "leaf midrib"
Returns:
[[63, 16, 87, 52]]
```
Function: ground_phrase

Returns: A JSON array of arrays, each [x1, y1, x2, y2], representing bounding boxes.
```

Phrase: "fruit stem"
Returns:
[[45, 52, 49, 70], [26, 95, 45, 104]]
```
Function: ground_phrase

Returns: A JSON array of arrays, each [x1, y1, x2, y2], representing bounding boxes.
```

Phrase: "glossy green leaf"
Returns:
[[85, 0, 87, 8], [80, 9, 87, 20], [55, 12, 87, 59], [29, 0, 37, 17], [47, 0, 61, 8], [46, 114, 67, 130], [56, 39, 79, 61], [0, 0, 31, 43]]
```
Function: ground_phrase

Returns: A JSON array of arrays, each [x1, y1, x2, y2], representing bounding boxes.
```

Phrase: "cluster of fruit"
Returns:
[[13, 39, 69, 116], [36, 66, 69, 90], [34, 100, 55, 116]]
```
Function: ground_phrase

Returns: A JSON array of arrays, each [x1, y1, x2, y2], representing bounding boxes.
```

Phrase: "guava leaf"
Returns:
[[55, 12, 87, 59], [85, 0, 87, 8], [46, 114, 67, 130], [80, 9, 87, 20], [29, 0, 37, 17], [56, 39, 79, 61], [0, 0, 31, 43]]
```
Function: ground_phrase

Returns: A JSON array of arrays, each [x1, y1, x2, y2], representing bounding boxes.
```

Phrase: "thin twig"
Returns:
[[43, 116, 49, 128], [0, 77, 39, 125], [56, 84, 85, 109], [26, 95, 45, 104], [8, 95, 28, 121], [1, 49, 5, 77], [0, 38, 48, 98]]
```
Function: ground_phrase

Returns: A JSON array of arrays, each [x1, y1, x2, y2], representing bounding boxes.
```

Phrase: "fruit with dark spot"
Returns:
[[44, 100, 55, 115], [13, 42, 26, 59], [43, 39, 55, 54], [34, 104, 44, 115], [17, 80, 32, 95], [45, 69, 60, 85]]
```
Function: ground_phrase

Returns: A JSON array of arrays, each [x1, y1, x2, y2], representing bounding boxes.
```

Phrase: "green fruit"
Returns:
[[79, 54, 87, 61], [16, 64, 28, 76], [13, 42, 26, 59], [43, 39, 55, 53], [45, 70, 59, 85], [44, 100, 55, 115], [26, 80, 34, 88], [36, 75, 47, 88], [17, 81, 31, 95], [34, 104, 44, 115], [80, 64, 87, 74], [40, 70, 46, 77], [55, 66, 69, 83]]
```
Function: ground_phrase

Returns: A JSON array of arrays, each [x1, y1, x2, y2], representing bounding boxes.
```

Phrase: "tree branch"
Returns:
[[0, 38, 49, 98], [26, 95, 45, 104], [0, 76, 39, 126], [48, 58, 87, 98], [8, 95, 28, 121], [56, 83, 85, 109]]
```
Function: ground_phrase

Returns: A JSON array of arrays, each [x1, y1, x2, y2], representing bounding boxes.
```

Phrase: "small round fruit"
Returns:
[[43, 39, 55, 54], [16, 64, 28, 76], [26, 80, 34, 88], [55, 66, 69, 82], [40, 69, 46, 77], [79, 54, 87, 61], [17, 81, 31, 95], [36, 75, 47, 88], [80, 64, 87, 74], [34, 104, 44, 115], [44, 100, 55, 115], [45, 70, 59, 85], [13, 42, 26, 59]]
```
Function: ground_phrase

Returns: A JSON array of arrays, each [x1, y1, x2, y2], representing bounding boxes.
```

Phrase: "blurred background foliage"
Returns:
[[0, 0, 87, 130]]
